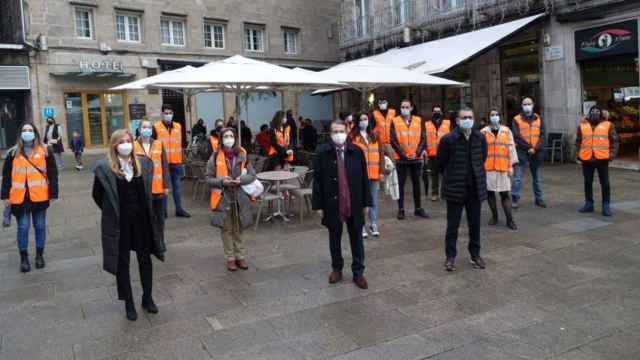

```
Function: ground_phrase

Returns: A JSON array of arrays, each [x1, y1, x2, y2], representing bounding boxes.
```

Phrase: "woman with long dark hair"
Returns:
[[265, 110, 294, 171], [92, 129, 166, 321], [1, 122, 59, 273]]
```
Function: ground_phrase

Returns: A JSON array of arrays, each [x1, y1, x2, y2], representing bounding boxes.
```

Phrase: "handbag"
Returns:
[[239, 168, 264, 198]]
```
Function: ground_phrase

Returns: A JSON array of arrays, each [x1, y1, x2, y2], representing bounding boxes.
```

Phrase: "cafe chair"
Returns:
[[544, 132, 565, 164], [254, 181, 281, 230], [289, 170, 314, 223]]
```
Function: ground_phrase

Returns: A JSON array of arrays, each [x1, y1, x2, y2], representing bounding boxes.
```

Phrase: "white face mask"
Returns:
[[346, 115, 353, 123], [379, 102, 388, 110], [522, 105, 533, 114], [331, 132, 347, 145], [490, 115, 500, 126], [117, 142, 133, 156], [282, 117, 287, 124], [222, 137, 235, 148]]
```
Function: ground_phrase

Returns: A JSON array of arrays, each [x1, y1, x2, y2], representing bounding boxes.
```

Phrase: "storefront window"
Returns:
[[64, 93, 83, 142], [582, 56, 640, 160], [501, 40, 541, 126], [105, 93, 125, 137], [87, 94, 104, 146], [64, 92, 129, 147], [0, 91, 23, 149]]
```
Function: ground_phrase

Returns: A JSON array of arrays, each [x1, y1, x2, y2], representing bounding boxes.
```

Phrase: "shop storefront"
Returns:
[[575, 19, 640, 162], [501, 38, 541, 125], [63, 91, 129, 147]]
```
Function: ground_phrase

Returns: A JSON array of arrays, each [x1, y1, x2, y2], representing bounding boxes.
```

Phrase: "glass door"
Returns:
[[84, 93, 106, 146], [104, 93, 127, 138]]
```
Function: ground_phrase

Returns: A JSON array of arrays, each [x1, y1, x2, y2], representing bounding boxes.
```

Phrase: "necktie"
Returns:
[[337, 148, 351, 222]]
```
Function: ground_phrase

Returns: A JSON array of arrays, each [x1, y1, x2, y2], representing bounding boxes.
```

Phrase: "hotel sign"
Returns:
[[79, 58, 126, 73], [575, 20, 638, 61]]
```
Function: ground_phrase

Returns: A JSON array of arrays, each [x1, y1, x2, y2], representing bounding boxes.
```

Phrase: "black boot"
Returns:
[[19, 250, 30, 273], [487, 194, 498, 226], [35, 248, 45, 269], [125, 300, 138, 321], [502, 196, 517, 230], [142, 296, 158, 314]]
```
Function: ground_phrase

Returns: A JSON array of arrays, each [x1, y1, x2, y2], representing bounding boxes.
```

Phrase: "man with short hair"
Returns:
[[424, 105, 451, 201], [390, 100, 429, 220], [154, 105, 191, 218], [312, 120, 372, 289], [511, 97, 546, 208], [437, 108, 488, 272]]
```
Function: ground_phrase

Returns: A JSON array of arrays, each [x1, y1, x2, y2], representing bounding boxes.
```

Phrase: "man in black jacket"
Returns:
[[312, 120, 372, 289], [437, 108, 488, 272]]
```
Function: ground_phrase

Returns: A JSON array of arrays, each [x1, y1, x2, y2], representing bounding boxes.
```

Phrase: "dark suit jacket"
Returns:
[[312, 142, 373, 229]]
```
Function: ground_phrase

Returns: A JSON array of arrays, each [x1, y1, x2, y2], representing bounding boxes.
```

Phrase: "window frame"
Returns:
[[203, 21, 226, 49], [160, 17, 186, 47], [283, 28, 299, 55], [74, 6, 94, 40], [244, 25, 265, 53], [353, 0, 370, 37], [115, 12, 142, 43]]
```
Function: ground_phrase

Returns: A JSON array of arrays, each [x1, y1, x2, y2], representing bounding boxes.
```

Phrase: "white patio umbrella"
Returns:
[[110, 65, 201, 90], [151, 55, 347, 145]]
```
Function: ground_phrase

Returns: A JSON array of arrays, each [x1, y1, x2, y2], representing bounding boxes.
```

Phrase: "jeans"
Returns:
[[16, 209, 47, 251], [367, 180, 379, 226], [582, 160, 610, 204], [329, 217, 365, 276], [74, 152, 83, 167], [445, 197, 481, 259], [396, 161, 422, 210], [422, 156, 441, 197], [164, 164, 184, 214], [511, 153, 543, 202]]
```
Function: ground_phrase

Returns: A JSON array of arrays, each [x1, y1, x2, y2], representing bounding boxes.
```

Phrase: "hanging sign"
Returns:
[[575, 20, 638, 61]]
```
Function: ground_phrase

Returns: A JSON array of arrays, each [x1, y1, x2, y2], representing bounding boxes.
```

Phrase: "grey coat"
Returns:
[[206, 148, 256, 229], [92, 157, 166, 275]]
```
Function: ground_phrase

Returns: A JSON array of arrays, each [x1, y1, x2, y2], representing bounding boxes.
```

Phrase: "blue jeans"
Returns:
[[368, 180, 379, 226], [164, 164, 184, 214], [16, 209, 47, 251], [511, 153, 544, 202]]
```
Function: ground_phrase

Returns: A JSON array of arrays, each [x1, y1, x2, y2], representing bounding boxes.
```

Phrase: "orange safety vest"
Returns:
[[352, 134, 381, 180], [373, 109, 396, 144], [425, 119, 451, 157], [9, 145, 49, 205], [154, 121, 182, 164], [210, 148, 247, 210], [514, 114, 542, 149], [579, 120, 611, 161], [267, 127, 294, 162], [209, 136, 219, 152], [134, 140, 165, 195], [482, 126, 512, 172], [392, 115, 422, 160]]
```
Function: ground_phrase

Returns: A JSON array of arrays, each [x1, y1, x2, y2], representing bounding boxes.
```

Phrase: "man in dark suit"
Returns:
[[312, 120, 372, 289], [437, 108, 488, 272]]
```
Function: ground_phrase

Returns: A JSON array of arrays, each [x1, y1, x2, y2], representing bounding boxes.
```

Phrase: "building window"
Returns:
[[392, 0, 411, 26], [74, 7, 93, 39], [244, 25, 265, 52], [204, 22, 225, 49], [354, 0, 370, 37], [116, 14, 141, 42], [161, 18, 185, 46], [283, 29, 298, 55], [439, 0, 464, 11]]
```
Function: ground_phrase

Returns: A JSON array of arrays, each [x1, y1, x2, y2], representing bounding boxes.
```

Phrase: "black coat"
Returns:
[[312, 142, 373, 229], [437, 128, 488, 203], [92, 157, 166, 276], [43, 124, 64, 153]]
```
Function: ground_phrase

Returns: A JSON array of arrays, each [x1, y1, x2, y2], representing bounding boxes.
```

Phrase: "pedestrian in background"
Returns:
[[1, 122, 59, 273], [373, 98, 396, 150], [43, 117, 65, 170], [206, 128, 256, 271], [92, 129, 166, 321], [350, 111, 385, 238], [69, 130, 84, 170], [481, 110, 518, 230], [576, 106, 618, 216], [511, 97, 546, 208], [438, 108, 488, 272], [424, 105, 451, 202], [265, 110, 294, 171], [154, 104, 191, 218], [313, 120, 372, 289], [191, 118, 207, 140]]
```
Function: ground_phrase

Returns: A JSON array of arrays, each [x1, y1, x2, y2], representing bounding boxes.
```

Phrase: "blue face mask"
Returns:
[[21, 131, 35, 142], [359, 121, 368, 130], [141, 128, 153, 138], [460, 118, 474, 130]]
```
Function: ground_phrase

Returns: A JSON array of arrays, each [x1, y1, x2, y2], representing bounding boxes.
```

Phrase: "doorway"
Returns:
[[64, 92, 129, 148], [501, 40, 541, 126]]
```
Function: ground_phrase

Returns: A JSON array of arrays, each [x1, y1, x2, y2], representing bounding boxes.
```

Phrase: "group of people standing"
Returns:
[[0, 93, 619, 320]]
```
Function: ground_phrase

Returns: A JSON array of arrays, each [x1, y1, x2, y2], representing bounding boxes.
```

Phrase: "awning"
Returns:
[[369, 13, 546, 74]]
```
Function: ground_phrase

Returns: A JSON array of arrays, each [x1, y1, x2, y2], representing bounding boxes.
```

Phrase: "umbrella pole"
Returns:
[[235, 87, 241, 147]]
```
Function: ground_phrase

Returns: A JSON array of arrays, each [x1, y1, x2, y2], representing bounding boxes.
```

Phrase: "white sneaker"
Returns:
[[362, 228, 368, 239], [370, 224, 380, 237]]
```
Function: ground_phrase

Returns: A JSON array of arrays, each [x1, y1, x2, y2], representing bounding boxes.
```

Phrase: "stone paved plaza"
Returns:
[[1, 156, 639, 360]]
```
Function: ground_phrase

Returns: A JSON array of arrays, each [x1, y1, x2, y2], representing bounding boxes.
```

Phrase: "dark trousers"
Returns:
[[445, 197, 482, 259], [116, 236, 153, 303], [422, 156, 441, 197], [153, 198, 165, 233], [397, 161, 422, 210], [582, 160, 610, 204], [328, 218, 365, 276]]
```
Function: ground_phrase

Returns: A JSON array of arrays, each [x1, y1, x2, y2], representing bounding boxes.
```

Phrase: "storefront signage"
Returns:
[[41, 105, 56, 120], [575, 20, 638, 61], [543, 46, 564, 61], [79, 58, 126, 73]]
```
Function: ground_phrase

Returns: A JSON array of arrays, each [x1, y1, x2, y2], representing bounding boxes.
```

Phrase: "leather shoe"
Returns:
[[397, 209, 405, 220], [444, 258, 456, 272], [535, 199, 547, 208], [176, 209, 191, 218], [414, 208, 431, 218], [506, 219, 518, 230], [236, 259, 249, 270], [328, 271, 343, 284], [226, 260, 238, 271], [125, 302, 138, 321], [470, 256, 486, 269], [488, 216, 498, 226], [141, 297, 158, 314], [353, 275, 368, 289]]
